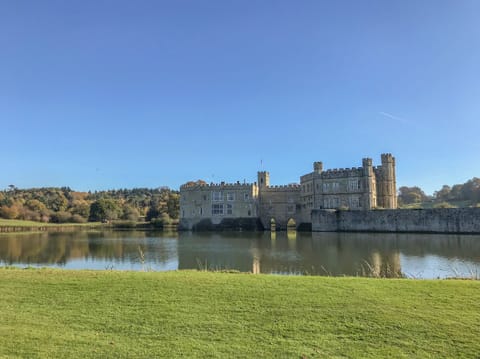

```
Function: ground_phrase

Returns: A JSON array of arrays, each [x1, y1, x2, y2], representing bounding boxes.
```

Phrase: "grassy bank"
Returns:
[[0, 219, 104, 233], [0, 269, 479, 358], [0, 218, 177, 232], [0, 218, 102, 227]]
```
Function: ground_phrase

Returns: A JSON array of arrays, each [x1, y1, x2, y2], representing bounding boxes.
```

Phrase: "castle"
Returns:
[[179, 154, 397, 230]]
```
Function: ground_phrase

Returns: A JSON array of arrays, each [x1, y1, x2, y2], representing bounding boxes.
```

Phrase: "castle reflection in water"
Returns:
[[0, 230, 479, 278]]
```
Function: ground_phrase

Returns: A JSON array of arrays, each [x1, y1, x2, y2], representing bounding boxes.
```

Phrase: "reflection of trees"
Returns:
[[2, 230, 479, 276], [0, 231, 178, 266]]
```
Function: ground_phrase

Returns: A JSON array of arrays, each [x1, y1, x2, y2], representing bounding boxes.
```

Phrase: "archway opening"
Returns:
[[287, 218, 297, 230], [270, 218, 276, 232]]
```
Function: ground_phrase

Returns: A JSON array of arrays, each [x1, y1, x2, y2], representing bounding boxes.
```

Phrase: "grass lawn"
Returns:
[[0, 269, 479, 358], [0, 218, 103, 228]]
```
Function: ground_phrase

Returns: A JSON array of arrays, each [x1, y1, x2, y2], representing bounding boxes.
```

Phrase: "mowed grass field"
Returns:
[[0, 269, 479, 358]]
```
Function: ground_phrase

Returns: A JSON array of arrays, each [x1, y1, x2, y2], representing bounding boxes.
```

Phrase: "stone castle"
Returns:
[[179, 154, 397, 230]]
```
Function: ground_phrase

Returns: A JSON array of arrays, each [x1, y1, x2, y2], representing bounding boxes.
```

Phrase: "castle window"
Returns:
[[226, 192, 235, 201], [203, 195, 207, 201], [287, 205, 294, 213], [248, 210, 251, 216], [226, 204, 233, 215], [348, 180, 359, 192], [200, 207, 203, 215], [212, 204, 224, 215], [244, 193, 249, 200], [212, 191, 223, 201]]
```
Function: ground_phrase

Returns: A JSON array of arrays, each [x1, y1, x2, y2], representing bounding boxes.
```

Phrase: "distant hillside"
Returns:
[[0, 187, 179, 225], [398, 177, 480, 209]]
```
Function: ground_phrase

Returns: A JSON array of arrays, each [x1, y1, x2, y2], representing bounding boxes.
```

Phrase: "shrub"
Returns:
[[433, 202, 456, 209], [50, 211, 73, 223], [0, 205, 20, 219], [71, 214, 87, 223], [112, 220, 137, 229]]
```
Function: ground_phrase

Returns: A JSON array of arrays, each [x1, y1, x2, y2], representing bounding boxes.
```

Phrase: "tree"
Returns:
[[167, 193, 180, 219], [122, 205, 140, 221], [460, 178, 480, 203], [0, 205, 20, 219], [398, 186, 428, 205], [70, 200, 91, 219], [434, 185, 451, 202], [89, 199, 121, 222]]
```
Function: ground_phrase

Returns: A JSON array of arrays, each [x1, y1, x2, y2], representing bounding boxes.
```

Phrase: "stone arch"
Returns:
[[270, 218, 276, 232], [287, 218, 297, 229]]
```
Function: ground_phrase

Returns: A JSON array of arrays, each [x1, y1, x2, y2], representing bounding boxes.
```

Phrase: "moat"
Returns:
[[1, 230, 479, 279]]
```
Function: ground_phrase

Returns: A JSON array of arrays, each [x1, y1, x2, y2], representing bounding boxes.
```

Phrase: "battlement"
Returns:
[[180, 181, 255, 190], [320, 167, 364, 179], [381, 153, 395, 163], [362, 158, 373, 167], [264, 184, 301, 190]]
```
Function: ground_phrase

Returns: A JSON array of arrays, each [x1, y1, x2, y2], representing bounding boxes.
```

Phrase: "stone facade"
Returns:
[[179, 154, 397, 230], [299, 153, 397, 223], [311, 208, 480, 234]]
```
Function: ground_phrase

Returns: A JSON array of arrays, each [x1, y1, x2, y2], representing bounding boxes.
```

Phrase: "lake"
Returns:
[[0, 230, 479, 278]]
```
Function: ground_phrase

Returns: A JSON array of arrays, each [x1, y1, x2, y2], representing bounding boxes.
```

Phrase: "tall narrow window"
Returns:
[[226, 204, 233, 215]]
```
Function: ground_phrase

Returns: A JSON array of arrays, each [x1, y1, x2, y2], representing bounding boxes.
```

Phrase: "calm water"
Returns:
[[0, 230, 479, 278]]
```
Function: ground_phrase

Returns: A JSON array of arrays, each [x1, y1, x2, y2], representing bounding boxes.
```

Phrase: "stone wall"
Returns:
[[180, 183, 259, 230], [258, 185, 301, 230], [312, 208, 480, 233]]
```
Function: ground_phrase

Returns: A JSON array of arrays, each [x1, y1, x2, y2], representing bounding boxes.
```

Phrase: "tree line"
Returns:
[[398, 177, 480, 207], [0, 187, 179, 224]]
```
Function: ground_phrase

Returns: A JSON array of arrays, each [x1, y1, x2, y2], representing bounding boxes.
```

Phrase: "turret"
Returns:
[[362, 158, 373, 175], [377, 153, 397, 208], [257, 171, 270, 189], [362, 158, 374, 209], [313, 162, 323, 174]]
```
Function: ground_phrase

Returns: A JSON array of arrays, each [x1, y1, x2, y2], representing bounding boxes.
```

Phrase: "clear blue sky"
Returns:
[[1, 0, 479, 194]]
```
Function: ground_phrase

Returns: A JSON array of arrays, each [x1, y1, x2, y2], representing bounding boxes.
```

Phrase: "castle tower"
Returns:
[[313, 162, 323, 174], [257, 171, 270, 189], [376, 153, 397, 209], [362, 158, 375, 209]]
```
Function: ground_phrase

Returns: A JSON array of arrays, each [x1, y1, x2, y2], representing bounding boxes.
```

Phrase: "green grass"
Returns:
[[399, 200, 475, 209], [0, 269, 479, 358], [0, 218, 103, 228]]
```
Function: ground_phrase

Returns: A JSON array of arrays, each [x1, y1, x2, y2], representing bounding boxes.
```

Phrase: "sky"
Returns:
[[0, 0, 479, 195]]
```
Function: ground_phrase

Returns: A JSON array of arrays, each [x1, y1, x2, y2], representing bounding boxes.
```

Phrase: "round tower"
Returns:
[[378, 153, 397, 208]]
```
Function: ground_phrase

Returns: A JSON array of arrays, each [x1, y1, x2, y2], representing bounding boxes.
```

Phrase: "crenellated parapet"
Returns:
[[180, 181, 255, 190], [263, 184, 301, 191], [320, 167, 364, 179]]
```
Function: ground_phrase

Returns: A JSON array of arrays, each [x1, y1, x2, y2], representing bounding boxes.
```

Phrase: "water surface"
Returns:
[[0, 230, 479, 278]]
